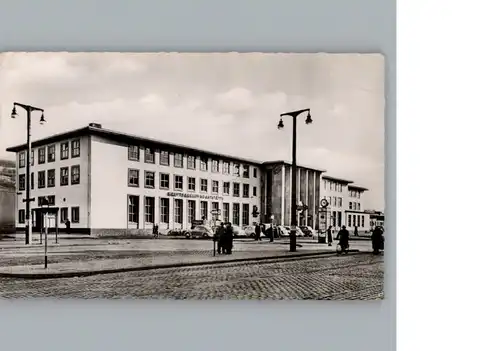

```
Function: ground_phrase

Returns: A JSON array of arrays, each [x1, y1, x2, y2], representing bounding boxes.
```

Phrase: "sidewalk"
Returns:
[[0, 238, 368, 279]]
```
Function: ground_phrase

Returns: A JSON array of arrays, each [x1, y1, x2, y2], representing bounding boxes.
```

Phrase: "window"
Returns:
[[362, 216, 365, 227], [48, 145, 56, 162], [160, 198, 169, 224], [200, 179, 208, 192], [338, 198, 343, 207], [211, 160, 219, 173], [357, 203, 361, 211], [144, 171, 155, 188], [160, 150, 169, 166], [31, 172, 34, 190], [211, 202, 219, 213], [128, 169, 139, 187], [253, 186, 257, 197], [30, 150, 34, 166], [71, 139, 80, 158], [60, 142, 69, 160], [253, 168, 257, 178], [233, 182, 240, 197], [38, 170, 46, 189], [128, 145, 139, 161], [242, 204, 250, 226], [348, 215, 352, 227], [223, 182, 230, 195], [187, 200, 196, 224], [223, 161, 230, 174], [128, 195, 139, 223], [174, 199, 183, 224], [60, 208, 68, 223], [232, 203, 240, 226], [234, 163, 240, 177], [48, 196, 55, 206], [243, 184, 249, 198], [358, 192, 361, 199], [200, 201, 208, 220], [330, 182, 334, 191], [324, 180, 328, 189], [160, 173, 170, 189], [60, 167, 69, 186], [38, 147, 46, 164], [333, 197, 337, 207], [174, 153, 183, 168], [200, 157, 208, 171], [175, 175, 183, 190], [223, 203, 230, 222], [18, 209, 25, 224], [242, 165, 249, 178], [187, 155, 196, 169], [19, 152, 25, 168], [212, 180, 219, 194], [349, 202, 353, 210], [71, 207, 80, 223], [145, 148, 155, 163], [71, 165, 80, 185], [144, 197, 155, 223], [18, 174, 26, 191], [47, 169, 55, 188], [37, 197, 46, 207], [188, 177, 196, 191]]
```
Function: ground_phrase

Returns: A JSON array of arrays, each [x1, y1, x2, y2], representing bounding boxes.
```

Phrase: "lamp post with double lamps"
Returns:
[[277, 108, 312, 252], [11, 102, 46, 245]]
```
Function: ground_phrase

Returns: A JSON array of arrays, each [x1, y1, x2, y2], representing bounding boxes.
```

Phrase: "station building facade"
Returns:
[[7, 123, 371, 236]]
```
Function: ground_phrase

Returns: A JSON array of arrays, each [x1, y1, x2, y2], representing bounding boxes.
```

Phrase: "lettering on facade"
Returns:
[[166, 192, 224, 201]]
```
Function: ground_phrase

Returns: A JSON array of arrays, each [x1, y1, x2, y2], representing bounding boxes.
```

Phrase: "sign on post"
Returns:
[[318, 209, 329, 232]]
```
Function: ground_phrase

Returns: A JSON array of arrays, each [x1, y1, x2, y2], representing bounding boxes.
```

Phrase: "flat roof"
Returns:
[[348, 184, 369, 191], [322, 175, 354, 184], [262, 160, 326, 173]]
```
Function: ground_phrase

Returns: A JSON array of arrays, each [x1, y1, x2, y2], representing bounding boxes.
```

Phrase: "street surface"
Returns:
[[0, 253, 383, 300]]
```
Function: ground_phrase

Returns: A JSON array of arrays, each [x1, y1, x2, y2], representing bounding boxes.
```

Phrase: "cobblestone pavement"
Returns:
[[0, 254, 384, 300]]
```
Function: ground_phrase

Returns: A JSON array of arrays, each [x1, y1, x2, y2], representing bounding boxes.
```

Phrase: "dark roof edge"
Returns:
[[348, 184, 369, 191], [261, 160, 326, 173], [321, 175, 354, 184]]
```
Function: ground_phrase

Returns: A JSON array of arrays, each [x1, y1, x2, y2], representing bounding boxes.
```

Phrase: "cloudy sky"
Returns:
[[0, 52, 385, 210]]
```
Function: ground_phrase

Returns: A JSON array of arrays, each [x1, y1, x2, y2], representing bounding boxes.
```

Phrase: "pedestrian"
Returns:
[[327, 225, 333, 246], [65, 218, 71, 235], [255, 223, 261, 241], [371, 226, 384, 255], [336, 225, 349, 254], [216, 223, 225, 254], [354, 225, 359, 236], [224, 222, 234, 254]]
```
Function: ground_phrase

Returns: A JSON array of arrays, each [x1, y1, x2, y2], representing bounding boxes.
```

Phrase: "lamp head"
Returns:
[[11, 106, 17, 119], [305, 110, 312, 125], [277, 118, 284, 130], [39, 112, 46, 125]]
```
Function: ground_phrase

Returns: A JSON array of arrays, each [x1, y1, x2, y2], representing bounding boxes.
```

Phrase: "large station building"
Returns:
[[6, 123, 371, 236]]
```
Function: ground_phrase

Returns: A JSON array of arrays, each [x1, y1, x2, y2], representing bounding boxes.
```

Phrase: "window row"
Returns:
[[127, 169, 257, 197], [349, 201, 361, 211], [323, 180, 345, 193], [18, 166, 80, 191], [347, 214, 365, 228], [128, 196, 251, 227], [128, 145, 258, 178], [17, 207, 80, 224], [18, 139, 80, 168], [322, 196, 343, 208], [349, 190, 362, 198]]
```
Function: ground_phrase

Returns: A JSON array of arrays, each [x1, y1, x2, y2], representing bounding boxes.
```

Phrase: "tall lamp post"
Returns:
[[11, 102, 46, 245], [277, 108, 312, 252]]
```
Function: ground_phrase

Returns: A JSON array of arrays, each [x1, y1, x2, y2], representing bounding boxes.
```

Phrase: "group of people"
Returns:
[[254, 223, 277, 241], [214, 222, 235, 255], [326, 225, 385, 255]]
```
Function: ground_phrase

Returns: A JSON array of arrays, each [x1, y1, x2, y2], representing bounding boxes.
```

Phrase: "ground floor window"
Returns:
[[187, 200, 196, 224], [60, 207, 68, 222], [128, 195, 139, 223], [211, 202, 219, 220], [200, 201, 208, 220], [71, 207, 80, 223], [223, 203, 229, 222], [232, 203, 240, 226], [18, 209, 25, 224], [362, 216, 365, 227], [242, 204, 249, 226], [144, 197, 155, 224], [174, 199, 183, 225], [160, 198, 169, 224], [348, 214, 352, 227]]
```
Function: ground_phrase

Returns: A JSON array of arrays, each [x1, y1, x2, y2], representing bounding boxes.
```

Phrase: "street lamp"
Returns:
[[11, 102, 46, 245], [277, 108, 312, 252]]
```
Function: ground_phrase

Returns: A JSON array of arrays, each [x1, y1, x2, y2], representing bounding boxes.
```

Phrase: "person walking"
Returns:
[[65, 218, 71, 235], [327, 226, 333, 246], [371, 226, 384, 255], [216, 223, 225, 254], [255, 223, 261, 241], [336, 225, 349, 254]]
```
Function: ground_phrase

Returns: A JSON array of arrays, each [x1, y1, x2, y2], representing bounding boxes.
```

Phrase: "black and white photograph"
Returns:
[[0, 52, 385, 300]]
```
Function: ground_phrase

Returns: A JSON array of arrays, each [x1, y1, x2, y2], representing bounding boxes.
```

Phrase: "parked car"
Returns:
[[244, 225, 266, 238], [299, 226, 316, 237], [284, 226, 305, 237], [186, 225, 214, 239], [277, 226, 290, 237], [231, 225, 246, 238]]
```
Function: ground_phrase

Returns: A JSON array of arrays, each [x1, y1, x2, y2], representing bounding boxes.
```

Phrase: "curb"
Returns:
[[0, 250, 363, 280]]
